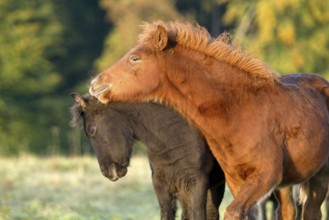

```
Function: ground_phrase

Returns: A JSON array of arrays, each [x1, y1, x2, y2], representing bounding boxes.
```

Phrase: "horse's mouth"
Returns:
[[89, 84, 110, 97], [101, 163, 128, 182]]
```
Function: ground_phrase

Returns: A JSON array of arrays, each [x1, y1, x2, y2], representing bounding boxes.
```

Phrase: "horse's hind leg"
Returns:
[[300, 162, 329, 220], [274, 186, 296, 220]]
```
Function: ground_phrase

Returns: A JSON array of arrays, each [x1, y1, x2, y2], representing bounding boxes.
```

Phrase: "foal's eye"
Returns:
[[89, 127, 97, 138], [129, 55, 141, 63]]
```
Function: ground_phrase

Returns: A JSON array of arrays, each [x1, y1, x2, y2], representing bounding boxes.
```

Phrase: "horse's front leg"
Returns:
[[224, 167, 281, 220]]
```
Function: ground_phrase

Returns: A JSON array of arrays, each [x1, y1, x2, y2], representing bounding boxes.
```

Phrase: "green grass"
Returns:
[[0, 155, 161, 220], [0, 155, 326, 220]]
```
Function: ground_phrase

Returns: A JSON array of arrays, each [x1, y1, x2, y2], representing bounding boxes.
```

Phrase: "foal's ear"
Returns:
[[70, 92, 87, 110], [154, 25, 168, 51]]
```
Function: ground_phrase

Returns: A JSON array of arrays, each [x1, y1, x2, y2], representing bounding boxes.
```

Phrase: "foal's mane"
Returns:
[[139, 21, 278, 80]]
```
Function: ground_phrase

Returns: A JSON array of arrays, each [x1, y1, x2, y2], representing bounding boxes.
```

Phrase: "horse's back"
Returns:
[[276, 74, 329, 185]]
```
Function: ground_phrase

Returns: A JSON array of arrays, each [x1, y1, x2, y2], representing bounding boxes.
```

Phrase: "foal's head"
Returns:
[[70, 93, 133, 181]]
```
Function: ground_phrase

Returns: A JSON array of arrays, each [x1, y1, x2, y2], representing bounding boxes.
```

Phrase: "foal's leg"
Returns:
[[152, 176, 176, 220], [206, 182, 225, 220], [179, 176, 208, 220], [300, 163, 329, 220], [274, 186, 296, 220]]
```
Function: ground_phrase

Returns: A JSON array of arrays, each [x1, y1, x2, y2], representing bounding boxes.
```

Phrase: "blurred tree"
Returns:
[[2, 0, 328, 155], [96, 0, 183, 70], [175, 0, 229, 36], [0, 0, 63, 154], [0, 0, 108, 155], [222, 0, 329, 76], [50, 0, 110, 93]]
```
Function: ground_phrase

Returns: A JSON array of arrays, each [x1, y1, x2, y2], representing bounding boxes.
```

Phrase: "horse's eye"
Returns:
[[129, 55, 141, 63], [89, 127, 97, 138]]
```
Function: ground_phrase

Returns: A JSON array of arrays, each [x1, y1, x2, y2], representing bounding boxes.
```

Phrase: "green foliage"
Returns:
[[0, 0, 63, 155], [49, 0, 110, 92], [0, 0, 328, 155], [223, 0, 329, 76], [0, 0, 62, 94], [175, 0, 228, 35], [0, 1, 107, 155]]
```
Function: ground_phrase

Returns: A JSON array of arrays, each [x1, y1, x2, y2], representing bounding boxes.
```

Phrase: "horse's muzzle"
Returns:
[[89, 84, 110, 98], [89, 77, 111, 96]]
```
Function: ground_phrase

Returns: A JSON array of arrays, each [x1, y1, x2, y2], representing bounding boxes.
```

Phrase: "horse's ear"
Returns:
[[154, 25, 168, 51], [70, 92, 87, 111]]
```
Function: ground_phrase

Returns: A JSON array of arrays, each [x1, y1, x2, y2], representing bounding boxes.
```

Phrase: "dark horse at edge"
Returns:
[[70, 93, 225, 220]]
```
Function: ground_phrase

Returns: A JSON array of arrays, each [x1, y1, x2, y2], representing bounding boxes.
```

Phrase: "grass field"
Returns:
[[0, 155, 234, 220], [0, 155, 327, 220]]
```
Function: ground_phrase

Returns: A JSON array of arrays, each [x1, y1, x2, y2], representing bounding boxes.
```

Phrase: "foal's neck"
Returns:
[[112, 103, 178, 152]]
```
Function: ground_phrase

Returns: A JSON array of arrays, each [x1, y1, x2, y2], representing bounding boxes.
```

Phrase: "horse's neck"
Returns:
[[160, 59, 229, 120], [159, 55, 261, 138]]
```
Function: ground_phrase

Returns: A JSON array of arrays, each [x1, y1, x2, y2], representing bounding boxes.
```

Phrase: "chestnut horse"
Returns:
[[89, 21, 329, 219]]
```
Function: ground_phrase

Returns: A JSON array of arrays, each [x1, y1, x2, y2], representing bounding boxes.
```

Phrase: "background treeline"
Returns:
[[0, 0, 328, 155]]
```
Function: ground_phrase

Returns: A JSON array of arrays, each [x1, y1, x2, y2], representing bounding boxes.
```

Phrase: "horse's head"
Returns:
[[70, 93, 133, 181], [89, 24, 170, 104]]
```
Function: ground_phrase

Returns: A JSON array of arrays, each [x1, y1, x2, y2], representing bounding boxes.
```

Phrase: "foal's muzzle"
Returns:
[[100, 163, 128, 182]]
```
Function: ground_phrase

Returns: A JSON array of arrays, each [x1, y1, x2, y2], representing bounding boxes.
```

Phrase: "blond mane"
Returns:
[[139, 21, 278, 80]]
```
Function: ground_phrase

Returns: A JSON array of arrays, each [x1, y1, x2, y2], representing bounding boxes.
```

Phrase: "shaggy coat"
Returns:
[[71, 94, 225, 220]]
